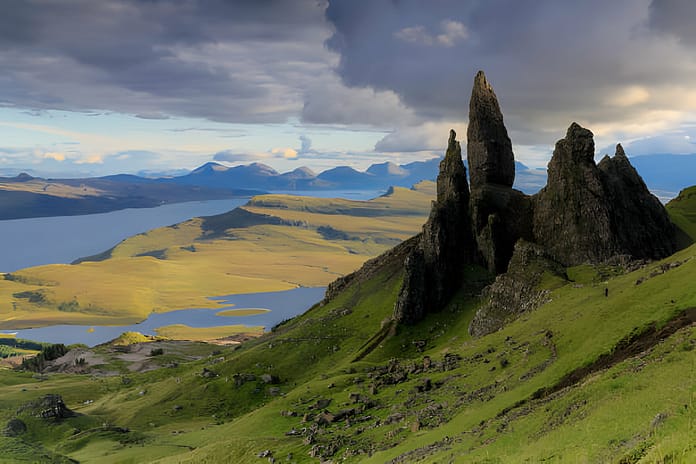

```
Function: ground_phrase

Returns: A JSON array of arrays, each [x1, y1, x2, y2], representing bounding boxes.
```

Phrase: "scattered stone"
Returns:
[[309, 398, 331, 410], [651, 412, 668, 429], [3, 418, 27, 437], [19, 394, 77, 421], [261, 374, 279, 384]]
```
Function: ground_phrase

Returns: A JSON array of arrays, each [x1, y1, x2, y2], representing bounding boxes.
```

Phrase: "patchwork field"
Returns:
[[0, 183, 434, 330]]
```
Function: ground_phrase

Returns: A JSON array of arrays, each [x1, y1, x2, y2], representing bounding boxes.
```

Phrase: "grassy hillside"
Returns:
[[0, 237, 694, 462], [0, 184, 434, 330], [667, 185, 696, 242]]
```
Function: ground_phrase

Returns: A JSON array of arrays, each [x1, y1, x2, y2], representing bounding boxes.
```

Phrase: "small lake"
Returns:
[[11, 287, 326, 347]]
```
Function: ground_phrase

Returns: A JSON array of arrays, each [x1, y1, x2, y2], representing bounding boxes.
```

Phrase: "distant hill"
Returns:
[[0, 174, 257, 220]]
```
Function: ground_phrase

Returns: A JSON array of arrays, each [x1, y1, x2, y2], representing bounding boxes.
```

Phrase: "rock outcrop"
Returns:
[[597, 144, 678, 260], [533, 123, 617, 265], [392, 70, 680, 331], [534, 124, 678, 266], [469, 240, 566, 337], [467, 71, 515, 189], [467, 70, 532, 274], [394, 130, 475, 324]]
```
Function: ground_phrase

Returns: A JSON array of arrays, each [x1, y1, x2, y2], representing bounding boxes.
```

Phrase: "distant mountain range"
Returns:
[[167, 158, 442, 191], [1, 153, 694, 220], [166, 158, 552, 194]]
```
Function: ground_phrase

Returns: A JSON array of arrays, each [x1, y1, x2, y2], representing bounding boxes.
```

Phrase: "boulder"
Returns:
[[3, 418, 27, 437]]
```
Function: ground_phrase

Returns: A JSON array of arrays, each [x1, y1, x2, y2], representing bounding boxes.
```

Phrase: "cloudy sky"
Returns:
[[1, 0, 695, 177]]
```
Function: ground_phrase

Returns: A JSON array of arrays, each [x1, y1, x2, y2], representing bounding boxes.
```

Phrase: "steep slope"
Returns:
[[667, 185, 696, 242]]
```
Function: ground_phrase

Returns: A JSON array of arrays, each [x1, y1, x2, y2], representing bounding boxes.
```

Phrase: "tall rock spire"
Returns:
[[468, 71, 532, 273], [393, 130, 475, 324], [467, 70, 515, 189]]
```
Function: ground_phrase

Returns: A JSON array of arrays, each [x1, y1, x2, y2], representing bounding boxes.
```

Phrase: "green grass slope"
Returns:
[[667, 185, 696, 242], [0, 237, 694, 462]]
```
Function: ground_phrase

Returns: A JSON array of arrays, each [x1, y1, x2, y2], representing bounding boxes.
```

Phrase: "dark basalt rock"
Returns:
[[467, 70, 515, 189], [469, 241, 566, 337], [469, 176, 533, 274], [533, 124, 678, 266], [467, 71, 532, 273], [394, 130, 475, 323], [391, 70, 679, 330], [3, 418, 27, 437], [597, 144, 678, 260], [17, 394, 76, 421], [533, 123, 617, 265]]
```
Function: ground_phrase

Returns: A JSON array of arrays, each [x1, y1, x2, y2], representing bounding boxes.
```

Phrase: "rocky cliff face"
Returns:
[[469, 241, 566, 337], [393, 131, 475, 324], [532, 123, 617, 265], [597, 144, 678, 260], [467, 71, 515, 189], [533, 125, 677, 266], [392, 70, 679, 330], [467, 70, 533, 274]]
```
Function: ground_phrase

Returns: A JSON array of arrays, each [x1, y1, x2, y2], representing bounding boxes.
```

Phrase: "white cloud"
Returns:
[[437, 20, 469, 47], [42, 151, 66, 162], [608, 86, 651, 107], [271, 147, 299, 159], [394, 20, 468, 47]]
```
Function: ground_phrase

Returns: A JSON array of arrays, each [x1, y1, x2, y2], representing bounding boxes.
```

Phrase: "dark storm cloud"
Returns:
[[325, 0, 696, 147], [0, 0, 332, 123], [648, 0, 696, 44]]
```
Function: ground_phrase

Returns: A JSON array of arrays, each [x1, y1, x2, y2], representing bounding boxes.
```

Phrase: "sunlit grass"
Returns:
[[155, 324, 264, 340]]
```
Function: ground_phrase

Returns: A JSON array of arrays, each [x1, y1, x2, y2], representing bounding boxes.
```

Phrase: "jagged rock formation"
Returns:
[[534, 125, 678, 266], [597, 144, 678, 260], [392, 70, 680, 331], [467, 70, 533, 274], [393, 130, 475, 324], [533, 123, 617, 265], [467, 71, 515, 189]]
